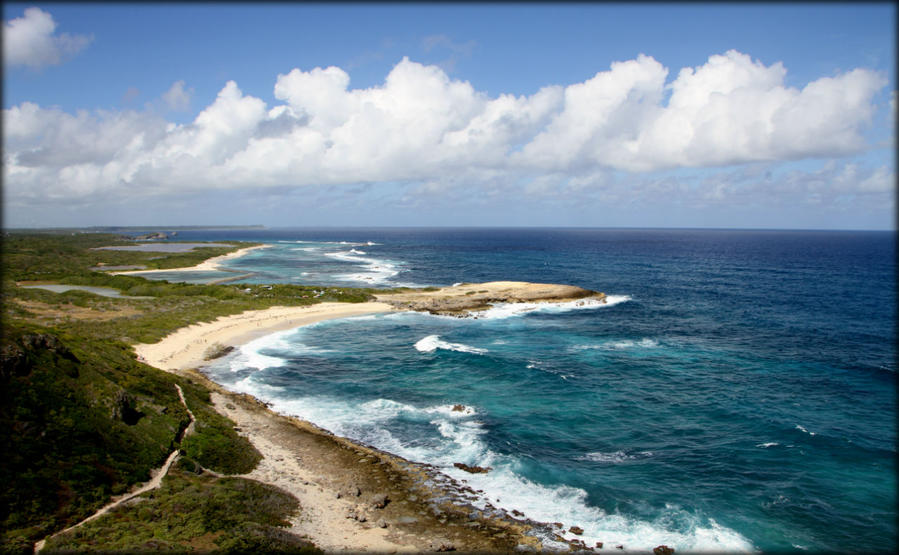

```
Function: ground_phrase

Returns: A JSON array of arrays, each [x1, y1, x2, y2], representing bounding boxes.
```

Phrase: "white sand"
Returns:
[[134, 302, 396, 372], [110, 245, 269, 275]]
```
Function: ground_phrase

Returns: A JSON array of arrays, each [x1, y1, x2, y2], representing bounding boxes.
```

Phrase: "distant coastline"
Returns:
[[109, 245, 269, 276]]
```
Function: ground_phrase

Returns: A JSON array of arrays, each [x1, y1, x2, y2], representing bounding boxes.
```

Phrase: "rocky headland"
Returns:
[[376, 281, 606, 316]]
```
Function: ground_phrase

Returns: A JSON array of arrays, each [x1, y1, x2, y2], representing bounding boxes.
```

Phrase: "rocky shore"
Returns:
[[181, 369, 545, 552], [133, 281, 626, 552], [376, 281, 606, 316]]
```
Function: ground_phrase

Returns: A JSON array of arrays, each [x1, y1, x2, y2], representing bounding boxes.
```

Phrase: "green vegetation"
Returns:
[[1, 323, 188, 551], [4, 233, 383, 346], [1, 233, 385, 552], [180, 398, 261, 475], [2, 232, 249, 281], [43, 463, 319, 553]]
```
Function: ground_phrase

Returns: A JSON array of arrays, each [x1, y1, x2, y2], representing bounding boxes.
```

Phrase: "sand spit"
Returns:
[[377, 280, 606, 315], [109, 244, 269, 275]]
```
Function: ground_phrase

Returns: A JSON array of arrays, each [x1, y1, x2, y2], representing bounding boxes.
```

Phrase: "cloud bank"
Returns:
[[3, 50, 889, 204], [3, 7, 92, 69]]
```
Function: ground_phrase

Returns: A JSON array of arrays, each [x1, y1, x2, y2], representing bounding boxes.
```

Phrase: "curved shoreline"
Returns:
[[134, 301, 545, 552], [109, 244, 269, 275], [134, 302, 397, 372], [125, 246, 610, 551]]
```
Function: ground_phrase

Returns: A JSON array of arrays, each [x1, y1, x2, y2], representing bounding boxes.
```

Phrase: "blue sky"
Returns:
[[3, 2, 895, 229]]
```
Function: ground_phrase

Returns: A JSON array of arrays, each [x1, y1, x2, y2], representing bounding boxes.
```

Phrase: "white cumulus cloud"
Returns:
[[2, 51, 890, 204], [3, 7, 92, 69]]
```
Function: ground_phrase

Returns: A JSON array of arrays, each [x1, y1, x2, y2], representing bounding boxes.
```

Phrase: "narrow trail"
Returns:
[[34, 384, 196, 553]]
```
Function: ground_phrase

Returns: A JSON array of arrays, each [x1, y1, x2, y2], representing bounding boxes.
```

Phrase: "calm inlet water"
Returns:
[[149, 228, 895, 553]]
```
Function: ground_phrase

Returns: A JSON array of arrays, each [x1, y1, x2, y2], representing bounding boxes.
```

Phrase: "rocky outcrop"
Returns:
[[112, 389, 144, 425], [453, 463, 492, 474], [133, 232, 169, 240], [1, 333, 80, 381], [376, 281, 606, 316]]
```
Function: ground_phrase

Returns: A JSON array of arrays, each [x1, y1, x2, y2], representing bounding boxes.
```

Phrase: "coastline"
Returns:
[[134, 302, 397, 372], [109, 244, 269, 275], [135, 302, 543, 552], [126, 255, 610, 551]]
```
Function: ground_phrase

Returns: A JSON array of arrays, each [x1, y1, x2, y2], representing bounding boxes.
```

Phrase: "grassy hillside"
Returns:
[[0, 233, 345, 553]]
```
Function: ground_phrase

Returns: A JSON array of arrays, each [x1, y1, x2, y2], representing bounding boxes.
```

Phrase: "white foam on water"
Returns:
[[226, 329, 295, 372], [423, 403, 478, 417], [447, 464, 755, 553], [324, 249, 401, 284], [414, 334, 487, 354], [217, 371, 756, 553], [579, 450, 654, 463], [226, 328, 337, 372], [471, 295, 632, 320], [795, 424, 816, 436], [573, 337, 660, 351], [756, 442, 779, 448]]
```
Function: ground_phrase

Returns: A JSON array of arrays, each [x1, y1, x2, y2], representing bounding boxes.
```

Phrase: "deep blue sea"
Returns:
[[138, 228, 896, 553]]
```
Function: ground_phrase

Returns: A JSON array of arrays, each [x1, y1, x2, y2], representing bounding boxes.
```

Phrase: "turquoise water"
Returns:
[[161, 228, 894, 552]]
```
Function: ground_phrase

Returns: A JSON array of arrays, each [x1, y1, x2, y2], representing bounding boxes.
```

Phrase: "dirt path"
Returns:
[[34, 384, 196, 553]]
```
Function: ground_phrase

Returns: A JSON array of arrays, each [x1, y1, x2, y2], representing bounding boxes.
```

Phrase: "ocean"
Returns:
[[136, 228, 896, 552]]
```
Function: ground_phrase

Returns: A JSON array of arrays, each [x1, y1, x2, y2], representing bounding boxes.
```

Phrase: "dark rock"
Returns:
[[653, 546, 675, 555], [371, 493, 390, 509], [595, 542, 603, 549], [376, 518, 388, 528], [112, 389, 143, 425], [569, 526, 584, 535], [554, 522, 564, 529], [2, 333, 81, 381], [570, 538, 587, 549], [453, 462, 492, 474], [452, 404, 466, 412], [616, 546, 623, 550], [512, 509, 524, 517]]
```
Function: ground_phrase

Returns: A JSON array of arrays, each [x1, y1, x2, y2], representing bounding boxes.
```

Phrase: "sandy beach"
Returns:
[[134, 301, 397, 373], [128, 277, 610, 552], [110, 244, 269, 275], [135, 300, 541, 552]]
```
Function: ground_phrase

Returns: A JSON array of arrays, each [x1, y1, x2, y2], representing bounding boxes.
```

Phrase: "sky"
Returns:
[[2, 2, 896, 230]]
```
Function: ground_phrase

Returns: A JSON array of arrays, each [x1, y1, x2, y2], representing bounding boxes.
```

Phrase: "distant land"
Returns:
[[4, 225, 266, 234]]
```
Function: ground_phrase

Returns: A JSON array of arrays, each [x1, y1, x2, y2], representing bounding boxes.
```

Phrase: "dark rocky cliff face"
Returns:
[[1, 332, 80, 381]]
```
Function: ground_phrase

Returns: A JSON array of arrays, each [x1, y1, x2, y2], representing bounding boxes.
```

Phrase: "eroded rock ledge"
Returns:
[[376, 281, 606, 316]]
